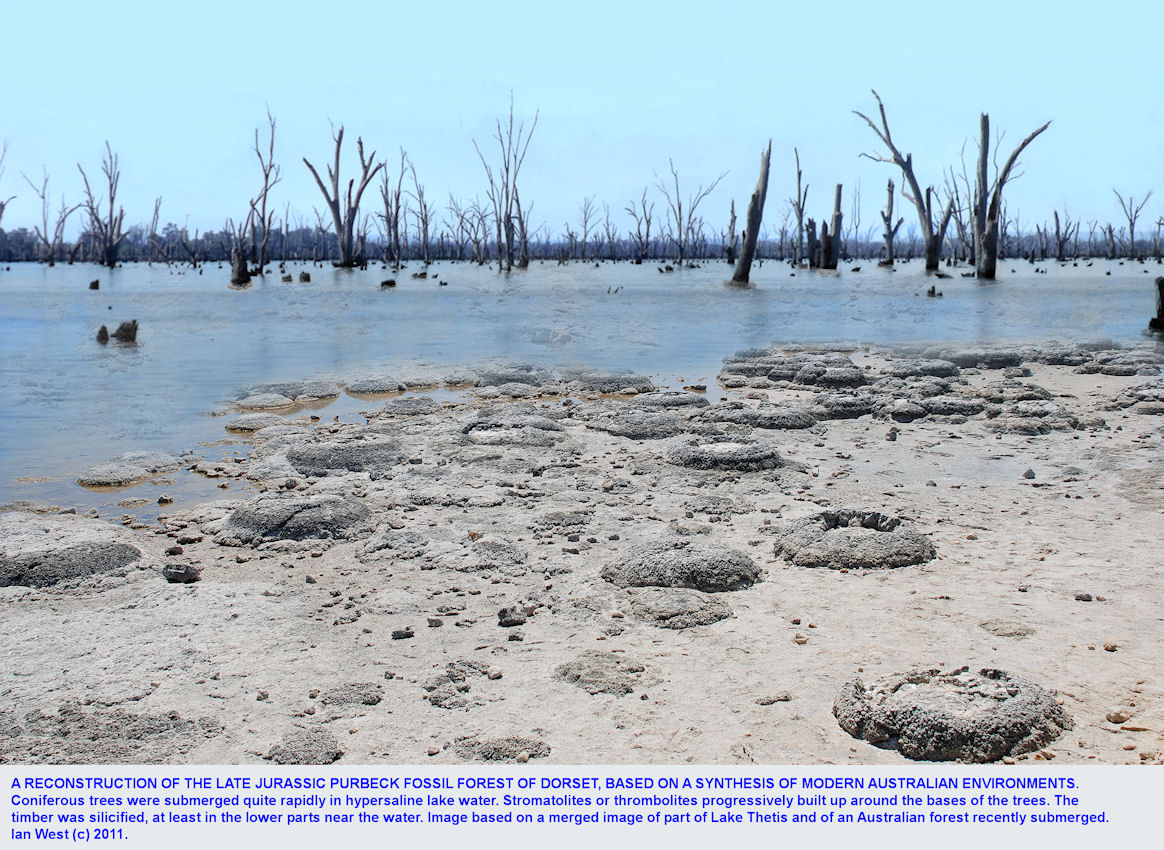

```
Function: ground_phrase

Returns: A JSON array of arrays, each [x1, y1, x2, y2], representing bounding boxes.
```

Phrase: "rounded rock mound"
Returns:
[[626, 586, 733, 629], [602, 538, 761, 592], [213, 494, 374, 546], [666, 436, 785, 472], [833, 666, 1072, 762], [773, 509, 935, 570], [284, 432, 405, 479], [0, 511, 156, 587]]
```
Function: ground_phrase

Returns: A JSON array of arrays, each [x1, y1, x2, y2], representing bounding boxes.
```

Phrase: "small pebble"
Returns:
[[1106, 710, 1131, 724]]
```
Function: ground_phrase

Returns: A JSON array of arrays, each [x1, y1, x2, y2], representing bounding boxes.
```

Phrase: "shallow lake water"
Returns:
[[1, 256, 1160, 516]]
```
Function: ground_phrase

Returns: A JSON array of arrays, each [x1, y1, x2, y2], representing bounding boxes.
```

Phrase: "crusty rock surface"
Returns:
[[0, 512, 156, 587], [833, 666, 1072, 762], [602, 539, 761, 591], [213, 494, 374, 546], [773, 509, 935, 570]]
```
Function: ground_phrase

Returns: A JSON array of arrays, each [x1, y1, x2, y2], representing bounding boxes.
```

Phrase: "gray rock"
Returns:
[[698, 402, 817, 430], [77, 451, 181, 487], [266, 729, 343, 765], [161, 563, 201, 584], [0, 511, 155, 587], [284, 432, 405, 478], [876, 399, 929, 423], [602, 538, 761, 592], [588, 408, 685, 440], [238, 392, 295, 410], [667, 436, 786, 472], [626, 586, 733, 629], [455, 735, 550, 762], [918, 395, 986, 417], [773, 509, 935, 570], [320, 682, 383, 706], [833, 666, 1072, 762], [360, 529, 429, 561], [939, 349, 1025, 369], [629, 392, 711, 409], [554, 651, 651, 695], [213, 494, 374, 546], [291, 380, 341, 401], [884, 359, 961, 378], [497, 607, 527, 627], [565, 369, 655, 394], [463, 540, 527, 575], [225, 413, 285, 432], [812, 393, 877, 420], [475, 365, 555, 387], [345, 376, 407, 394], [365, 395, 443, 417]]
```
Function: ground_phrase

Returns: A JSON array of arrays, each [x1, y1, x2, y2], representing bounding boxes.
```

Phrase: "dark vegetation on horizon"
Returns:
[[0, 95, 1161, 275]]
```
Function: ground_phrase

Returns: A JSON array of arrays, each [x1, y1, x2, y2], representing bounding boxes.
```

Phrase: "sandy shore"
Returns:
[[1, 344, 1162, 766]]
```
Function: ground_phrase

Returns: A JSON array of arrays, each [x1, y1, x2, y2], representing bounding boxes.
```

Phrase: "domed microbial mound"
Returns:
[[773, 509, 935, 570], [833, 666, 1072, 763]]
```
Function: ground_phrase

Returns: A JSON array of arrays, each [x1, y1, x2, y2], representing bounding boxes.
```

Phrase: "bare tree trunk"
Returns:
[[973, 113, 1050, 279], [790, 148, 807, 266], [77, 142, 128, 268], [730, 141, 771, 285], [806, 219, 819, 269], [303, 127, 383, 267], [821, 183, 843, 269], [880, 179, 903, 265]]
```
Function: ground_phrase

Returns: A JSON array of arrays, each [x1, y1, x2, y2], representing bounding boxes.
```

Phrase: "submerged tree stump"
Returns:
[[1151, 276, 1164, 331]]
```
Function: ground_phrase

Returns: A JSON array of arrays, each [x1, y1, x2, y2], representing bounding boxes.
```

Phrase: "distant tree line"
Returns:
[[1, 94, 1161, 272]]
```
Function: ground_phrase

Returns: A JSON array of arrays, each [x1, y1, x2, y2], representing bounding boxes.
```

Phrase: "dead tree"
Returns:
[[1104, 223, 1116, 259], [855, 91, 954, 271], [250, 110, 281, 271], [1053, 210, 1078, 261], [730, 140, 771, 285], [789, 148, 808, 265], [77, 142, 128, 268], [379, 149, 408, 269], [513, 186, 532, 267], [577, 195, 599, 261], [820, 184, 844, 270], [303, 126, 383, 267], [625, 188, 654, 264], [972, 113, 1050, 279], [657, 159, 726, 266], [601, 203, 619, 261], [227, 212, 254, 285], [22, 169, 80, 264], [879, 179, 904, 266], [724, 201, 738, 263], [0, 141, 14, 230], [473, 95, 538, 271], [408, 160, 434, 265], [805, 219, 820, 268], [1114, 190, 1151, 259]]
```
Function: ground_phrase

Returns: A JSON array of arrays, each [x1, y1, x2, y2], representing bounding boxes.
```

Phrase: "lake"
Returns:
[[1, 256, 1159, 516]]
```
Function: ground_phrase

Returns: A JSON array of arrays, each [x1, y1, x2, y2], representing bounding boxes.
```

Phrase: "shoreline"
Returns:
[[1, 343, 1162, 766]]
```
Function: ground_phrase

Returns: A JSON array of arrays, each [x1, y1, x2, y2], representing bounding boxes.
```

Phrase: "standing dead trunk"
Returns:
[[821, 183, 843, 269], [974, 112, 1050, 279], [880, 179, 904, 266], [1151, 277, 1164, 330], [303, 126, 383, 267], [855, 92, 953, 271], [806, 219, 819, 269], [790, 148, 808, 266], [730, 141, 771, 285]]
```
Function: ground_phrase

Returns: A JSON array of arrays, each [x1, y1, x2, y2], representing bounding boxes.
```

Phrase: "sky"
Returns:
[[1, 0, 1161, 243]]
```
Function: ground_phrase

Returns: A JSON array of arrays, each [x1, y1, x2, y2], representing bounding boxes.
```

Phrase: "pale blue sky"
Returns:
[[2, 0, 1160, 241]]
